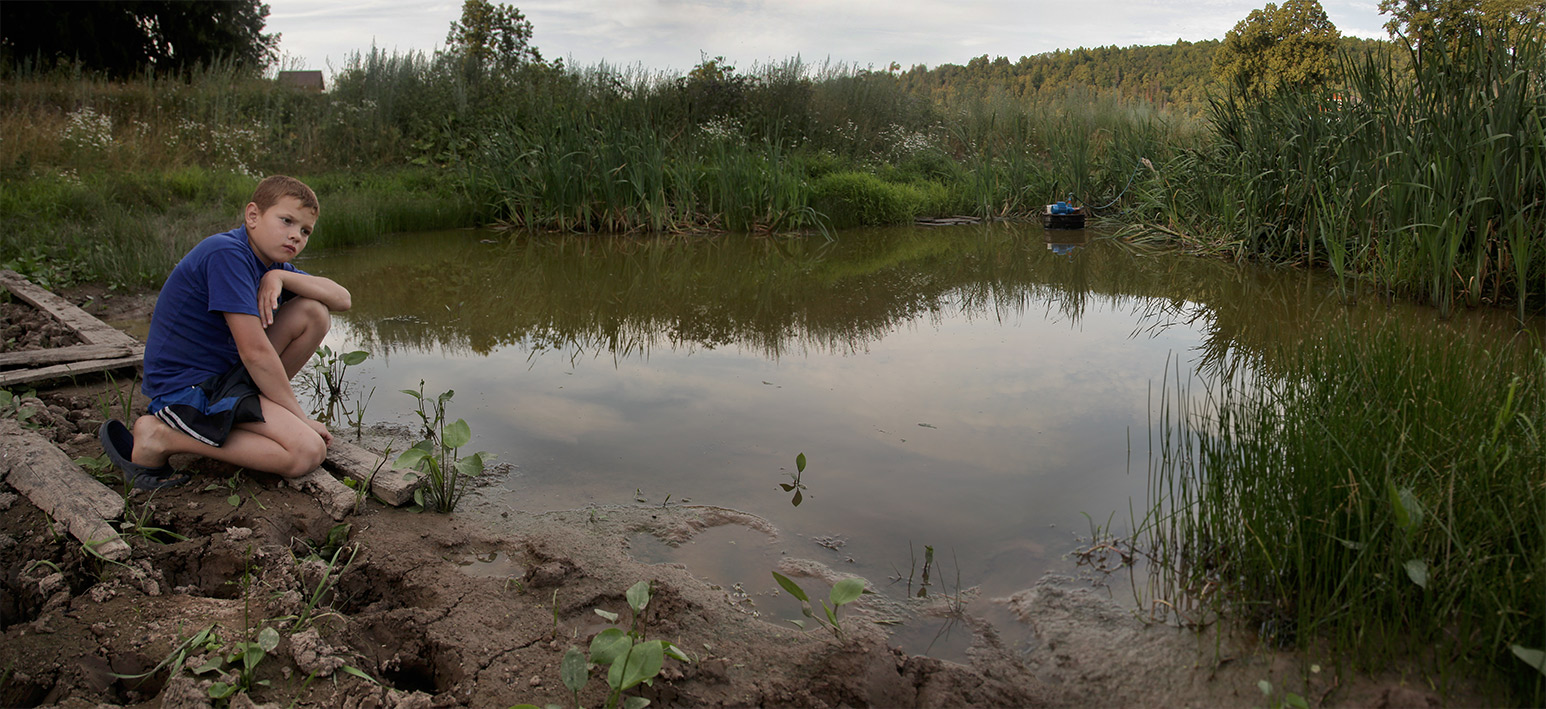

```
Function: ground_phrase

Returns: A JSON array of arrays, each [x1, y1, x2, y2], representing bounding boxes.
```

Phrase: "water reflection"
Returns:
[[298, 222, 1537, 658]]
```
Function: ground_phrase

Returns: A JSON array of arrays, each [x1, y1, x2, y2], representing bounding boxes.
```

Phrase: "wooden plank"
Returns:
[[0, 419, 130, 561], [0, 269, 138, 348], [0, 342, 143, 369], [286, 468, 357, 521], [0, 355, 143, 388], [323, 439, 424, 507]]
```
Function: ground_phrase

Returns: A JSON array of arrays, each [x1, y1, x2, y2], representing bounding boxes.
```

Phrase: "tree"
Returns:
[[1212, 0, 1341, 97], [445, 0, 541, 78], [1378, 0, 1545, 60], [0, 1, 278, 77]]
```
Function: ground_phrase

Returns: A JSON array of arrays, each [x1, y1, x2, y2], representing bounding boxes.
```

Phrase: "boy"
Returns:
[[100, 175, 351, 489]]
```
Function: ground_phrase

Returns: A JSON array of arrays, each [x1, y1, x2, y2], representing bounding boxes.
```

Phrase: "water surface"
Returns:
[[299, 223, 1535, 655]]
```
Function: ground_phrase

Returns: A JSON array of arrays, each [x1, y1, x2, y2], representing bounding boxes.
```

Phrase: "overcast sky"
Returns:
[[267, 0, 1391, 77]]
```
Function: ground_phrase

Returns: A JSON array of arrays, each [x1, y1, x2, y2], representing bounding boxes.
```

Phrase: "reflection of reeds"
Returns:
[[1142, 324, 1545, 703], [321, 225, 1340, 364]]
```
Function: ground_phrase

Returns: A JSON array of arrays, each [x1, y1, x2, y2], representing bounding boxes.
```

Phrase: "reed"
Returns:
[[1131, 27, 1546, 319], [1143, 323, 1546, 703]]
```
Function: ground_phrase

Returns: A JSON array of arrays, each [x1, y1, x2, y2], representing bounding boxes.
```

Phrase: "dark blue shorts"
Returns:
[[148, 362, 266, 447]]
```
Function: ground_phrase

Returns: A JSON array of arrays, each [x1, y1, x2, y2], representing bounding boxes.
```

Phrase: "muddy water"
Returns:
[[298, 223, 1535, 658]]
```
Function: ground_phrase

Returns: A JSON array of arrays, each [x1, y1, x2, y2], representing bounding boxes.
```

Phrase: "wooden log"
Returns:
[[323, 440, 424, 507], [0, 342, 144, 369], [0, 419, 130, 561], [0, 355, 144, 388], [286, 468, 358, 521], [0, 269, 139, 348]]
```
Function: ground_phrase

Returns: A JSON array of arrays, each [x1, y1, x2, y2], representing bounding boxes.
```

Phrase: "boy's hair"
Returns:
[[251, 175, 319, 214]]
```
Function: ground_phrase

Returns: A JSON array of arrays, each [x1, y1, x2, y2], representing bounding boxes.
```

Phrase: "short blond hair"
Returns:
[[251, 175, 319, 214]]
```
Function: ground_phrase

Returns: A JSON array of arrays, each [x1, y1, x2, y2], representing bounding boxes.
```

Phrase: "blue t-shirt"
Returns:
[[142, 225, 301, 399]]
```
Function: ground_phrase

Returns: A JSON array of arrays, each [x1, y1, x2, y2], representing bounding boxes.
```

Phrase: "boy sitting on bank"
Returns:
[[101, 175, 352, 489]]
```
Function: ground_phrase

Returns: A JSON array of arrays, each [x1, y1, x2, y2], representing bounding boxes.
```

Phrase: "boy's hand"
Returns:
[[258, 270, 287, 328], [306, 418, 334, 445]]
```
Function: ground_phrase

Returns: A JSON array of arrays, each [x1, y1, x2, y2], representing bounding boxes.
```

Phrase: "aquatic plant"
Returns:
[[771, 572, 868, 642], [395, 381, 487, 513], [521, 580, 690, 709], [1141, 323, 1545, 702]]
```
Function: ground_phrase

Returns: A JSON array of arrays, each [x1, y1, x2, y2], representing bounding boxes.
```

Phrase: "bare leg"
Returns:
[[264, 297, 331, 378], [131, 396, 326, 478]]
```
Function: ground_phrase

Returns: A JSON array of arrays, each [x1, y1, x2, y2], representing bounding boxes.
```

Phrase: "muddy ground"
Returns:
[[0, 287, 1475, 708]]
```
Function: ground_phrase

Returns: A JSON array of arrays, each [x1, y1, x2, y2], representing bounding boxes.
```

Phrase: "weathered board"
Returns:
[[323, 439, 425, 507], [0, 342, 143, 369], [0, 418, 130, 561], [286, 467, 358, 521], [0, 269, 139, 348], [0, 355, 145, 388]]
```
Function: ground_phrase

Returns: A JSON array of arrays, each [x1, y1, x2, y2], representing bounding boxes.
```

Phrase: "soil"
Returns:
[[0, 286, 1479, 708]]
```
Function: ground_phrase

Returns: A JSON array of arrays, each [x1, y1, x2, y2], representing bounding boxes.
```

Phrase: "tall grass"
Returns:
[[1129, 28, 1546, 320], [1143, 324, 1546, 703]]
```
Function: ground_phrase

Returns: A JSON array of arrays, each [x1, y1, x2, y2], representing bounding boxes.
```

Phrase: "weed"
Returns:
[[559, 581, 692, 709], [0, 388, 39, 426], [301, 346, 369, 426], [779, 452, 808, 506], [771, 572, 868, 642], [395, 381, 487, 513]]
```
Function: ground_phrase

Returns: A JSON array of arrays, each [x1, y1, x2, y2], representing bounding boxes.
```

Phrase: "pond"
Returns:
[[299, 222, 1534, 658]]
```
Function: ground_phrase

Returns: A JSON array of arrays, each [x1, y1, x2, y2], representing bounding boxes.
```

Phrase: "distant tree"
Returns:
[[445, 0, 541, 78], [1378, 0, 1545, 60], [0, 1, 278, 77], [1213, 0, 1341, 97]]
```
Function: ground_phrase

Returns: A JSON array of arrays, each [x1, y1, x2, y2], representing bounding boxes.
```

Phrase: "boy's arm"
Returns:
[[258, 270, 351, 327], [224, 312, 332, 443]]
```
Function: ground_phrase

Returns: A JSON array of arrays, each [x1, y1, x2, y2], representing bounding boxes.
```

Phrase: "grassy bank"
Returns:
[[1144, 324, 1546, 703], [1126, 28, 1546, 320]]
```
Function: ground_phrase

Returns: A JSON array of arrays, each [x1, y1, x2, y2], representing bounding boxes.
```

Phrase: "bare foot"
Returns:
[[130, 415, 176, 468]]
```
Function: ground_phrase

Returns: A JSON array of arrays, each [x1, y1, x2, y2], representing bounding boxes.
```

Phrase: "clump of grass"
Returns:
[[1142, 323, 1545, 703]]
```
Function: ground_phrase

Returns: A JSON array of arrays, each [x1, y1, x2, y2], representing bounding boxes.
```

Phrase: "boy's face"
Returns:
[[244, 195, 317, 267]]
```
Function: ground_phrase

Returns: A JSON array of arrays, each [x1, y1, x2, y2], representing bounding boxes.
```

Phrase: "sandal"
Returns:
[[99, 420, 191, 490]]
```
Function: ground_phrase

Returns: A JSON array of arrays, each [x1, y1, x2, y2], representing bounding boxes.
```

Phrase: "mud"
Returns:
[[0, 288, 1486, 707]]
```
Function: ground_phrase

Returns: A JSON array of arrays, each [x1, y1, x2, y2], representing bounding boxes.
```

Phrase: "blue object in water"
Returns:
[[1053, 201, 1070, 214]]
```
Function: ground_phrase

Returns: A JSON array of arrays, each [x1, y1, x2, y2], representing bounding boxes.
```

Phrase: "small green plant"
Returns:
[[119, 495, 188, 544], [1256, 679, 1310, 709], [302, 346, 369, 425], [0, 388, 39, 426], [568, 581, 691, 709], [779, 452, 808, 506], [395, 381, 487, 513], [113, 624, 222, 685], [771, 572, 868, 641], [195, 625, 280, 700], [275, 543, 357, 634]]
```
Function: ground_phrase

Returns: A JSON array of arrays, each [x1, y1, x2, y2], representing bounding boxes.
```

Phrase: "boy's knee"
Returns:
[[280, 435, 328, 478], [290, 297, 331, 331]]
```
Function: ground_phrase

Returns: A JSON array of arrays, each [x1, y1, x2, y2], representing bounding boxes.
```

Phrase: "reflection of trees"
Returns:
[[313, 224, 1343, 364]]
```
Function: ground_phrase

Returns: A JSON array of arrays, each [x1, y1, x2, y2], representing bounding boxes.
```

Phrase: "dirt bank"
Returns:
[[0, 286, 1471, 708]]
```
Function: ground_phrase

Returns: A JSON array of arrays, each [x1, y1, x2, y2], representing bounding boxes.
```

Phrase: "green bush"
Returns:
[[809, 171, 926, 228]]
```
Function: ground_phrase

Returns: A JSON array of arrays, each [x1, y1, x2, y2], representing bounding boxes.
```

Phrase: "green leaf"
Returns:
[[443, 418, 472, 449], [192, 656, 224, 675], [455, 453, 484, 478], [1258, 679, 1272, 696], [400, 389, 424, 400], [1387, 482, 1424, 534], [396, 448, 430, 469], [771, 572, 809, 603], [1403, 558, 1429, 589], [662, 642, 691, 663], [1511, 645, 1546, 677], [626, 580, 652, 613], [779, 483, 795, 492], [613, 640, 664, 691], [791, 489, 802, 506], [787, 619, 806, 630], [227, 494, 241, 507], [594, 608, 620, 623], [243, 642, 264, 670], [590, 628, 631, 665], [830, 578, 865, 606], [1284, 693, 1310, 709], [823, 601, 838, 626], [796, 452, 806, 473], [340, 665, 380, 684], [258, 626, 281, 653], [623, 697, 652, 709], [560, 647, 589, 693], [209, 681, 236, 699], [342, 351, 369, 366]]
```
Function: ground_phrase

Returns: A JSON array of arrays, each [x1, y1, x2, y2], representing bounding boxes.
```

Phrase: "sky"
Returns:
[[266, 0, 1391, 78]]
